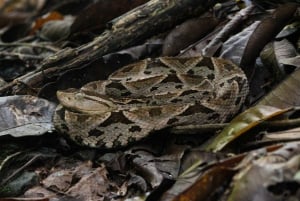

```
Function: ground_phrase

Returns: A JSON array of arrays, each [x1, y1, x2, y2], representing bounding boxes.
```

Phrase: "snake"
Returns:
[[53, 56, 248, 148]]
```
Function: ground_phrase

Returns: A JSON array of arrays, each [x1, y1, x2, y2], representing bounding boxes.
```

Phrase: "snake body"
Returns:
[[53, 56, 248, 148]]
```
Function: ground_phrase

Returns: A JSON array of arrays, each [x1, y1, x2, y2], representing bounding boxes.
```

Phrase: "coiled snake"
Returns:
[[53, 56, 248, 148]]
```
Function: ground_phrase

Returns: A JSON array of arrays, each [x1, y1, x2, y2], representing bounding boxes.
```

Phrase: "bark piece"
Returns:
[[1, 0, 214, 94]]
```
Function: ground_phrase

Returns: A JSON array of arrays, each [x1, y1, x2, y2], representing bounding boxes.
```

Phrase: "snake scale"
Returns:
[[53, 56, 249, 148]]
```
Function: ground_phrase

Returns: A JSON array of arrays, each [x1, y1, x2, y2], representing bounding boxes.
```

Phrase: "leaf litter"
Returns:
[[0, 1, 299, 200]]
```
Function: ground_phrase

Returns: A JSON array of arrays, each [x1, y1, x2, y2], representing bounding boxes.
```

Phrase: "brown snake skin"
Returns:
[[53, 56, 248, 148]]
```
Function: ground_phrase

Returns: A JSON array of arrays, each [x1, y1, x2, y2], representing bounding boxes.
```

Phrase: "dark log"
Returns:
[[1, 0, 215, 94]]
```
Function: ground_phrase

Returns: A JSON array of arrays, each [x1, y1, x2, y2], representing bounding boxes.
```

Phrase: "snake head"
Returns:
[[57, 89, 117, 114]]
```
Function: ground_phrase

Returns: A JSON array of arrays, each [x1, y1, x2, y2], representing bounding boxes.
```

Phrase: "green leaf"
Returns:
[[204, 105, 290, 152]]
